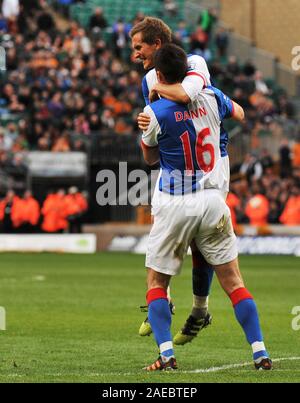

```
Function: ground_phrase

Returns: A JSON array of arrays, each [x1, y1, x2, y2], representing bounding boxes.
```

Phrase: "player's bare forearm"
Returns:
[[232, 101, 245, 122], [142, 146, 159, 166], [153, 83, 190, 104]]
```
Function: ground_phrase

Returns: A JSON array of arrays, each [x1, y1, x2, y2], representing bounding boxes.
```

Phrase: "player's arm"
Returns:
[[138, 112, 151, 131], [138, 74, 153, 131], [151, 55, 210, 104], [224, 98, 245, 123], [142, 76, 150, 105], [141, 142, 159, 166], [140, 106, 160, 166], [150, 83, 190, 104], [231, 100, 245, 122], [212, 86, 245, 123]]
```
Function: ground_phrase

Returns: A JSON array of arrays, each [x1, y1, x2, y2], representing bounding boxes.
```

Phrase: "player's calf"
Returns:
[[215, 259, 272, 369]]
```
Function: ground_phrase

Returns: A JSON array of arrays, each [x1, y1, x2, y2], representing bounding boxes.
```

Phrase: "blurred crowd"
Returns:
[[0, 0, 299, 227], [0, 0, 144, 159], [0, 186, 88, 233], [228, 142, 300, 227]]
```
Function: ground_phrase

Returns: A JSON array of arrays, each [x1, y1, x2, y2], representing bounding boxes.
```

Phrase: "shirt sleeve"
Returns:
[[211, 86, 234, 120], [181, 55, 211, 102], [142, 76, 150, 105], [141, 105, 160, 148]]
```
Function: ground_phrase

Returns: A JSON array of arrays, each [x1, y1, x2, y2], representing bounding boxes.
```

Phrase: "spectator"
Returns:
[[16, 4, 27, 34], [245, 193, 270, 226], [227, 55, 241, 77], [114, 117, 132, 135], [226, 192, 241, 230], [19, 190, 40, 232], [57, 0, 73, 18], [254, 71, 269, 95], [243, 59, 256, 77], [198, 7, 217, 38], [11, 133, 29, 153], [190, 27, 209, 56], [279, 187, 300, 225], [249, 90, 274, 116], [215, 27, 229, 59], [279, 139, 291, 178], [112, 19, 130, 59], [89, 7, 107, 32], [240, 153, 263, 184], [132, 12, 145, 26], [47, 92, 65, 119], [268, 200, 281, 224], [163, 0, 178, 18], [72, 138, 86, 152], [277, 95, 295, 119], [231, 88, 252, 110], [52, 131, 71, 152], [260, 149, 274, 172], [174, 20, 190, 45], [74, 114, 90, 135], [0, 190, 21, 232], [37, 8, 56, 32], [88, 114, 102, 131], [65, 186, 88, 233], [0, 129, 13, 151], [41, 189, 68, 233], [37, 136, 51, 151], [292, 140, 300, 168], [77, 28, 91, 55], [101, 109, 115, 130]]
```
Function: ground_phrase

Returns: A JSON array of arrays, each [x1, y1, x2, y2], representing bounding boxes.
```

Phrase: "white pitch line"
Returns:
[[181, 356, 300, 374], [2, 357, 300, 378]]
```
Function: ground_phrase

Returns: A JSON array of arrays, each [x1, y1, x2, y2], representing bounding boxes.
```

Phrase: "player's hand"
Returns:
[[138, 112, 151, 131], [149, 89, 159, 103]]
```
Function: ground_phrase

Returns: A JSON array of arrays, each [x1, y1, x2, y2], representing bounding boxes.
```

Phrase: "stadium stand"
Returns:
[[0, 0, 299, 230]]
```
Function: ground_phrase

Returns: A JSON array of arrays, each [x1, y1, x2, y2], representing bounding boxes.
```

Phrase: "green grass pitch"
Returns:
[[0, 252, 299, 383]]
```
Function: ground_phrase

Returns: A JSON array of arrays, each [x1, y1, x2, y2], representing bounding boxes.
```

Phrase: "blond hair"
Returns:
[[130, 17, 172, 45]]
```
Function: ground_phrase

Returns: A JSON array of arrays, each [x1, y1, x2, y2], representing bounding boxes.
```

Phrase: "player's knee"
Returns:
[[223, 280, 245, 297], [147, 267, 170, 291], [213, 259, 244, 295]]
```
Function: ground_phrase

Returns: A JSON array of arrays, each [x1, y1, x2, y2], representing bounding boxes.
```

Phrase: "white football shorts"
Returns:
[[146, 188, 237, 276]]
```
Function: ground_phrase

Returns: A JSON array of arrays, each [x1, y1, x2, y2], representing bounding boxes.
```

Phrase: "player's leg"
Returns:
[[139, 285, 174, 337], [143, 268, 177, 371], [213, 258, 272, 370], [139, 191, 175, 337], [196, 190, 272, 369], [142, 191, 195, 369], [173, 189, 230, 345], [191, 242, 213, 319], [173, 241, 213, 345]]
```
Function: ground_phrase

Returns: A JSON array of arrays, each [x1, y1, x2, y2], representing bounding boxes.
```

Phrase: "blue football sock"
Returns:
[[148, 295, 174, 359], [231, 288, 269, 361]]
